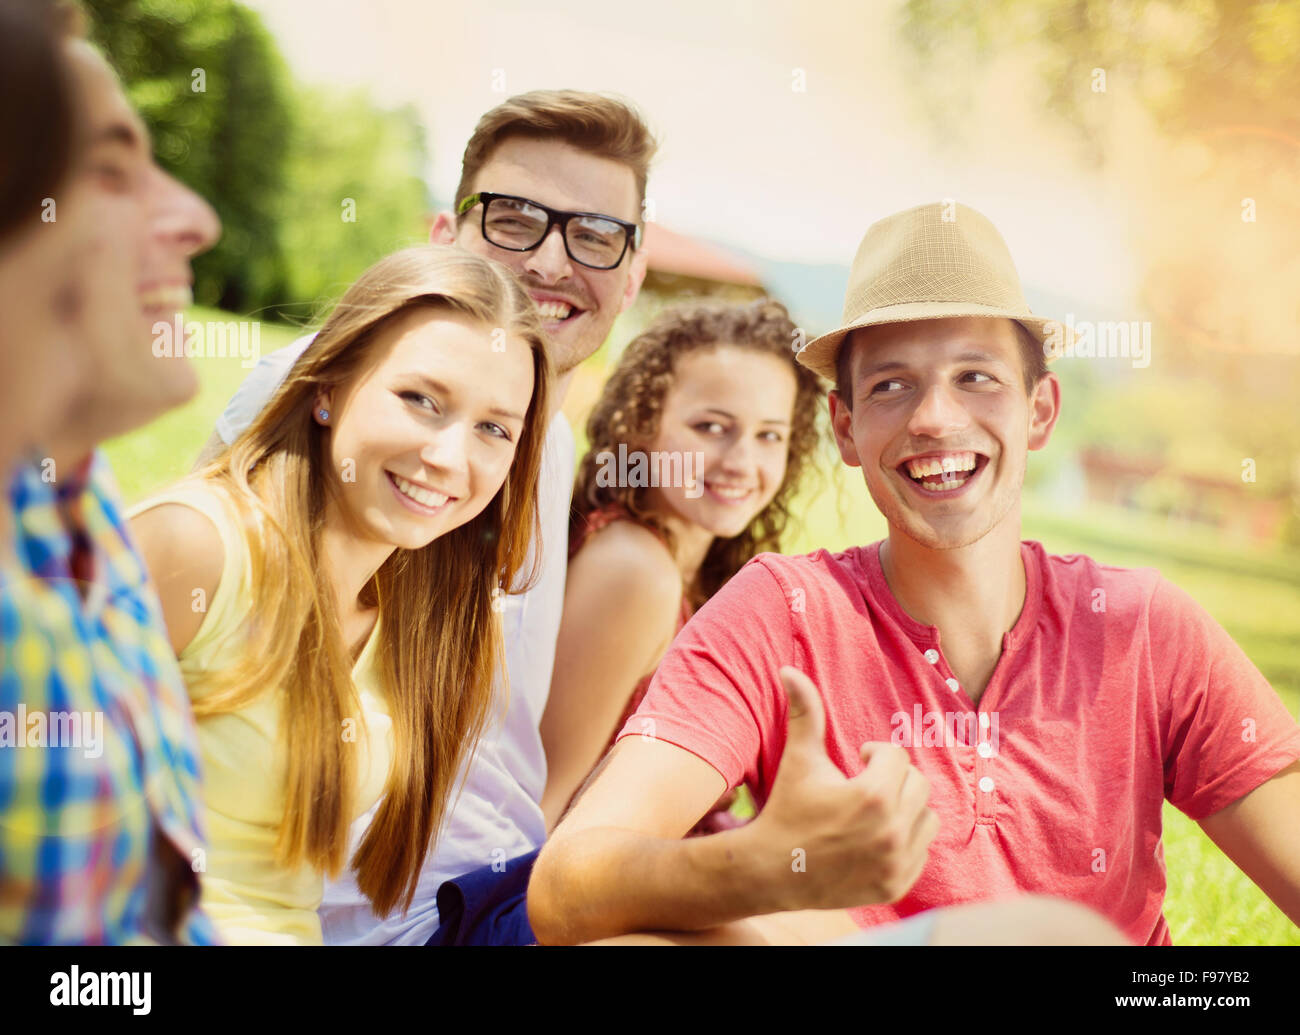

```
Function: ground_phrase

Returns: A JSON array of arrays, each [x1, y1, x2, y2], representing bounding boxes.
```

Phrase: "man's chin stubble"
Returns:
[[867, 484, 1007, 553], [550, 332, 608, 377]]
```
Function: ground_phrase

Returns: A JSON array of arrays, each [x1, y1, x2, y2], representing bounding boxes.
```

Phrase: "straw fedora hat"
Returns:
[[796, 201, 1065, 381]]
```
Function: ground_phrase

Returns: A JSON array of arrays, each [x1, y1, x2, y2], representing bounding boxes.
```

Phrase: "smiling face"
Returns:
[[643, 345, 797, 540], [318, 306, 536, 554], [828, 316, 1060, 550], [433, 136, 644, 376], [59, 41, 220, 446]]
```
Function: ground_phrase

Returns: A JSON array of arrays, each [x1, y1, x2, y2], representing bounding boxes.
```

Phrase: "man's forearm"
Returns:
[[528, 822, 784, 945]]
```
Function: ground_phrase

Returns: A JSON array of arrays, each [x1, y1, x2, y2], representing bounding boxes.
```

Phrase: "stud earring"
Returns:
[[318, 408, 329, 422]]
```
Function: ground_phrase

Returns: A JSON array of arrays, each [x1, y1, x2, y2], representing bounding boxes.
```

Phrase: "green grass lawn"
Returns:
[[105, 310, 1300, 945], [102, 307, 306, 502]]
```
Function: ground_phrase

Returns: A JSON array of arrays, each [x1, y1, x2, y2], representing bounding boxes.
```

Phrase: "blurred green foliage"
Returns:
[[83, 0, 429, 318], [277, 86, 431, 321]]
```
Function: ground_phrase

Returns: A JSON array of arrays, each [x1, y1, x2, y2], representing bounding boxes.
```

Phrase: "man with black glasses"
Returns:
[[457, 190, 642, 275]]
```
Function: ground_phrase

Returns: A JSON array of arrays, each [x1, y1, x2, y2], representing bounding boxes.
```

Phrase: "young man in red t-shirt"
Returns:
[[527, 202, 1300, 946]]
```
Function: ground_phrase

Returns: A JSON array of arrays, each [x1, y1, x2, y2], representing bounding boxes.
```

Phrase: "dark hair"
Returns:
[[834, 318, 1048, 406], [0, 0, 82, 244], [572, 298, 825, 608]]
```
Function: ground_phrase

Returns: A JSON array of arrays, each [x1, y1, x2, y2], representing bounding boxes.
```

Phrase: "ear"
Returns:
[[1026, 372, 1061, 452], [827, 388, 861, 468], [430, 209, 457, 245], [619, 243, 649, 314], [313, 388, 335, 425]]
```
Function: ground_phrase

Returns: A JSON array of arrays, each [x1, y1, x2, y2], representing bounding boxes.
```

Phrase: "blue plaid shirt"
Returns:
[[0, 452, 216, 944]]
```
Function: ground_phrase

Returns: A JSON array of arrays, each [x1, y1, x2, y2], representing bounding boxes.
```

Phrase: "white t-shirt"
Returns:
[[213, 335, 309, 446], [213, 336, 573, 944]]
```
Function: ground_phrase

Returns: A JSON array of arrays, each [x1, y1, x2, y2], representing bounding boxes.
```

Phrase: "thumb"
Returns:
[[779, 666, 829, 761]]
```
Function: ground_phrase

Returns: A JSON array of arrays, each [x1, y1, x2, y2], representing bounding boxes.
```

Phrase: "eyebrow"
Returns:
[[412, 375, 526, 422], [480, 190, 637, 226], [856, 350, 1009, 380], [699, 407, 791, 426]]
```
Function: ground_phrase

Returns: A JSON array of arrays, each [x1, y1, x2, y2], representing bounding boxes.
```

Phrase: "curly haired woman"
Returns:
[[539, 298, 825, 832]]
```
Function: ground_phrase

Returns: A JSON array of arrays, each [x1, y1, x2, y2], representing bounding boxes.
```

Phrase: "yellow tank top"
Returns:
[[129, 481, 393, 945]]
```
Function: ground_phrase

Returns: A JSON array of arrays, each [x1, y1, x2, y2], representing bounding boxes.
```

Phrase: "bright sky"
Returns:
[[244, 0, 1139, 310]]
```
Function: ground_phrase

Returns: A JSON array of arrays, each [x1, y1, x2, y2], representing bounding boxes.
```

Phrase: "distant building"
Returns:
[[1078, 447, 1289, 543], [638, 222, 766, 301]]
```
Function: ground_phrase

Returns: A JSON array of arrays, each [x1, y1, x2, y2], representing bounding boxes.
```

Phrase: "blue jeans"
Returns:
[[426, 848, 541, 946]]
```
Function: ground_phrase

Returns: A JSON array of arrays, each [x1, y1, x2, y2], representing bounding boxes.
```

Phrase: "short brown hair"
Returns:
[[454, 90, 657, 222], [834, 319, 1048, 407], [0, 0, 85, 243]]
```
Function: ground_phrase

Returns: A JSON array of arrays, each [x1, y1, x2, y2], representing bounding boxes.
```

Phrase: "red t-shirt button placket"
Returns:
[[975, 712, 998, 820]]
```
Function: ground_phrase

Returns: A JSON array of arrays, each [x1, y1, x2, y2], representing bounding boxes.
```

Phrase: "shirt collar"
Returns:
[[858, 538, 1042, 653], [54, 453, 96, 504], [7, 451, 105, 605]]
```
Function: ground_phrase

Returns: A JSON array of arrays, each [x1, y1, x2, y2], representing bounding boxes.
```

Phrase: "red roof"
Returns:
[[642, 223, 763, 287]]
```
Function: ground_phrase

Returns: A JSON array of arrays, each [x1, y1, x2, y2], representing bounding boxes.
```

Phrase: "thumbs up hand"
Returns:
[[749, 667, 939, 912]]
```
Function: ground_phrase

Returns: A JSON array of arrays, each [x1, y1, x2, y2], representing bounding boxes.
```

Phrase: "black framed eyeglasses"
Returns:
[[456, 191, 640, 271]]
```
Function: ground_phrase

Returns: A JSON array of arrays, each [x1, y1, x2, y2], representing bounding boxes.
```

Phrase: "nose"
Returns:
[[419, 419, 471, 495], [522, 223, 573, 283], [907, 380, 969, 439], [718, 432, 759, 477], [149, 165, 221, 259]]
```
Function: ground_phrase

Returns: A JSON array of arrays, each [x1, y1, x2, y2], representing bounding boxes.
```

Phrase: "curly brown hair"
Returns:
[[573, 297, 826, 608]]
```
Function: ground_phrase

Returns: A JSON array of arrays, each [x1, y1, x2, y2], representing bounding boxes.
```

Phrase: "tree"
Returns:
[[84, 0, 431, 318], [275, 85, 431, 319], [85, 0, 293, 313]]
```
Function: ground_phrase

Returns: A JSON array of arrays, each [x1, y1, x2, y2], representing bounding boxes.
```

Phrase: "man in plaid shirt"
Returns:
[[2, 459, 216, 944], [0, 4, 222, 944]]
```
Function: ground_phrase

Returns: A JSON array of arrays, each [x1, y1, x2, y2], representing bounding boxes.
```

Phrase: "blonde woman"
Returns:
[[129, 245, 551, 944]]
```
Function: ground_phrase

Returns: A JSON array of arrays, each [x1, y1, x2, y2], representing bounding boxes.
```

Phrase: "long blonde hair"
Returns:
[[192, 245, 551, 916]]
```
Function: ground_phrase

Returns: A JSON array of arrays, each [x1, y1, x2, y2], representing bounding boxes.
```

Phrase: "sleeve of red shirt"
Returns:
[[613, 556, 793, 793], [1153, 575, 1300, 820]]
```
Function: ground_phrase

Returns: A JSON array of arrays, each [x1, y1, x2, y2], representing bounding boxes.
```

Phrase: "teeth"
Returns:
[[707, 483, 751, 500], [915, 475, 970, 492], [536, 300, 573, 320], [139, 286, 193, 310], [393, 474, 449, 509], [904, 451, 978, 479]]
